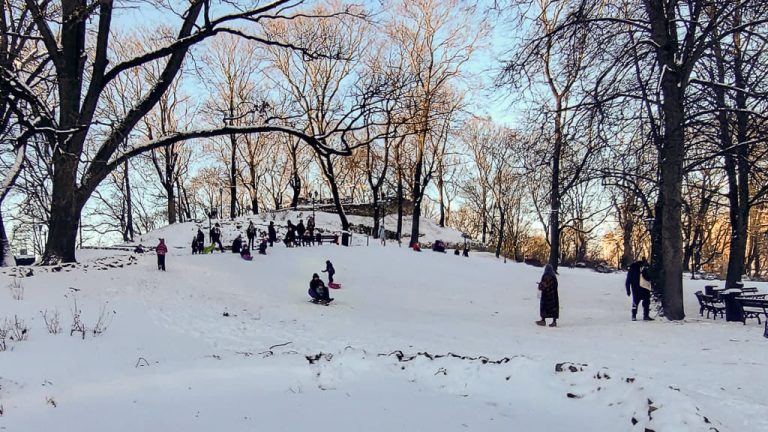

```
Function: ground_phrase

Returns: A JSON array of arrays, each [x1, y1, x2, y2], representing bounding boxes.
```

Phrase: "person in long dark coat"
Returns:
[[536, 264, 559, 327], [246, 222, 257, 250], [196, 229, 205, 252], [268, 221, 277, 247]]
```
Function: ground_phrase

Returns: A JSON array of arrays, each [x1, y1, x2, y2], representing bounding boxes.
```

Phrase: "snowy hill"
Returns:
[[128, 210, 471, 250], [1, 219, 767, 431]]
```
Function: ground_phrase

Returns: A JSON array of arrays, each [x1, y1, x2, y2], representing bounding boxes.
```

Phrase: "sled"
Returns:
[[328, 282, 342, 289], [241, 255, 253, 261], [201, 244, 216, 254], [309, 299, 333, 306]]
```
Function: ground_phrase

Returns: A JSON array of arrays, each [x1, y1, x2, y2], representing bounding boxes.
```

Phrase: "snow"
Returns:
[[1, 215, 767, 431]]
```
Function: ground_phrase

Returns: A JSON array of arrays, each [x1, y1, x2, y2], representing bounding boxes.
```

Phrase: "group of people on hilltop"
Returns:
[[283, 217, 327, 247]]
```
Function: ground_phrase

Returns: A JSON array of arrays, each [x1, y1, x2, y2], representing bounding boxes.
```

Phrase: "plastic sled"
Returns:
[[202, 244, 216, 254], [242, 255, 253, 261], [328, 282, 342, 289]]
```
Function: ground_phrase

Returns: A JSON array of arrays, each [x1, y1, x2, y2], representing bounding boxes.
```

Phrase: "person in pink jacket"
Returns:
[[156, 238, 168, 271]]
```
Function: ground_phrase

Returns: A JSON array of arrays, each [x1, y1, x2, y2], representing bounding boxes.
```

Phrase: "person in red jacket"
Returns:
[[156, 238, 168, 271]]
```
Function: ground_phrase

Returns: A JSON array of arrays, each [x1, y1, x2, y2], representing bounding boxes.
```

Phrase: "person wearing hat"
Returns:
[[626, 258, 653, 321], [155, 238, 168, 271], [308, 273, 333, 304]]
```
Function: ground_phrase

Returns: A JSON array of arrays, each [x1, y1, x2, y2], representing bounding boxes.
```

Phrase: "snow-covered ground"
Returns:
[[1, 214, 766, 431]]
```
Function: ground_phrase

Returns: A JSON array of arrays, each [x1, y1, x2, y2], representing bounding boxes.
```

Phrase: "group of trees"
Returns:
[[2, 0, 767, 320]]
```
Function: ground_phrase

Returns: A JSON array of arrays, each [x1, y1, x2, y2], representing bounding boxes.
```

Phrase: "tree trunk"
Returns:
[[165, 153, 176, 224], [229, 132, 237, 219], [372, 188, 381, 238], [396, 162, 404, 241], [657, 79, 685, 320], [437, 163, 446, 228], [409, 127, 427, 247], [481, 187, 488, 244], [495, 205, 505, 258], [0, 209, 10, 267], [548, 97, 563, 271], [409, 155, 423, 247], [621, 217, 634, 268], [43, 155, 81, 263], [124, 161, 135, 241]]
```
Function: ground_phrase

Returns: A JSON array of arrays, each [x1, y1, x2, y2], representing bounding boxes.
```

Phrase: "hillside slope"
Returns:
[[0, 220, 766, 431]]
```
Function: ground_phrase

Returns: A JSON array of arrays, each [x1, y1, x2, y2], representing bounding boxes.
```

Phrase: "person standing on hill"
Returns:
[[196, 228, 205, 252], [536, 264, 559, 327], [322, 260, 336, 284], [210, 223, 224, 252], [246, 221, 257, 250], [296, 220, 306, 246], [268, 221, 277, 247], [626, 258, 654, 321], [378, 223, 386, 246], [156, 238, 168, 271], [307, 216, 315, 245]]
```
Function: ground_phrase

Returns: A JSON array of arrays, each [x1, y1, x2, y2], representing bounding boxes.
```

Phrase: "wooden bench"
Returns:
[[313, 234, 339, 245], [694, 291, 725, 319], [734, 297, 768, 325]]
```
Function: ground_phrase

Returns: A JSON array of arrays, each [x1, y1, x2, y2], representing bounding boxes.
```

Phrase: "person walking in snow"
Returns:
[[246, 221, 257, 250], [322, 260, 335, 284], [191, 236, 199, 254], [308, 273, 333, 304], [268, 221, 277, 247], [626, 258, 654, 321], [156, 238, 168, 271], [536, 264, 559, 327]]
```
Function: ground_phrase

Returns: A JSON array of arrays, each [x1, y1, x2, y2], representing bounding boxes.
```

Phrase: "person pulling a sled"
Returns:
[[308, 273, 333, 304], [322, 260, 336, 284]]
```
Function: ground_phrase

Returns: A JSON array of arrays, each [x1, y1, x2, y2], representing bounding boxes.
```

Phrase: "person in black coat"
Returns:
[[296, 220, 306, 246], [308, 273, 333, 303], [211, 223, 224, 252], [268, 221, 277, 247], [246, 222, 257, 250], [231, 235, 243, 254], [196, 228, 205, 252], [536, 264, 559, 327], [191, 236, 199, 254], [626, 258, 653, 321], [322, 260, 335, 284]]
